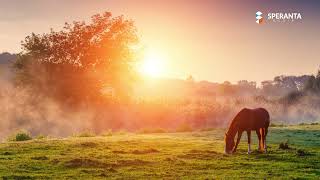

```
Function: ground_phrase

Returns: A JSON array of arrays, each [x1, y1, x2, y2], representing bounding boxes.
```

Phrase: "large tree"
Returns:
[[14, 12, 139, 104]]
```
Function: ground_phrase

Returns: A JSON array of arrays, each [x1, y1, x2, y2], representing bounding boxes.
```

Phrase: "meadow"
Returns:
[[0, 124, 319, 179]]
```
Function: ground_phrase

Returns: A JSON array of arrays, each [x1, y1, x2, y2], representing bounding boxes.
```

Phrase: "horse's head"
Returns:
[[224, 132, 235, 154]]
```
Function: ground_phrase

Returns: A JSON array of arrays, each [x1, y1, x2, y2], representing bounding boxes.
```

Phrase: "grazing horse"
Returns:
[[224, 108, 270, 154]]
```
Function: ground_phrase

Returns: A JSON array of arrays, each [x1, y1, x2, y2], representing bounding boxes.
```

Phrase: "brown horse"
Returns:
[[224, 108, 270, 154]]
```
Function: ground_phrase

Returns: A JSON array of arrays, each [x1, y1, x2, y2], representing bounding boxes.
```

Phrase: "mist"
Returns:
[[1, 52, 320, 140]]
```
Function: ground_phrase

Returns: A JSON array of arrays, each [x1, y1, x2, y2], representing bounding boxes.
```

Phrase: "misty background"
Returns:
[[1, 51, 320, 140]]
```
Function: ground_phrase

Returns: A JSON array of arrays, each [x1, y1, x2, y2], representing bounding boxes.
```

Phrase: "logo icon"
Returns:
[[256, 11, 263, 24]]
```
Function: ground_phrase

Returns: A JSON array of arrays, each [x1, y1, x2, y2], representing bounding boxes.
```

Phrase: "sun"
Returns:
[[140, 50, 165, 77]]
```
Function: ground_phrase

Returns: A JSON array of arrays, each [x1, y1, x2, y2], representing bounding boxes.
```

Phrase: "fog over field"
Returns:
[[1, 52, 320, 139]]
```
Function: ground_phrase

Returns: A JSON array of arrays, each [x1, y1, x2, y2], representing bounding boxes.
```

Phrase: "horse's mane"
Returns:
[[226, 108, 247, 137]]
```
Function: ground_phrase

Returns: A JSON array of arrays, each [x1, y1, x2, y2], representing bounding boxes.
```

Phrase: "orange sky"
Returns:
[[0, 0, 320, 83]]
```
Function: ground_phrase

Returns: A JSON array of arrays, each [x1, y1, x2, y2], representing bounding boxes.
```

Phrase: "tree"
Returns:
[[261, 80, 274, 96], [186, 75, 194, 83], [237, 80, 256, 90], [303, 69, 320, 93], [14, 12, 139, 105], [314, 69, 320, 92], [219, 81, 235, 95]]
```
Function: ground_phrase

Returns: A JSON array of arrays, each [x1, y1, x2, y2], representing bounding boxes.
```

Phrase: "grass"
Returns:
[[73, 131, 96, 137], [7, 130, 32, 142], [0, 125, 319, 179]]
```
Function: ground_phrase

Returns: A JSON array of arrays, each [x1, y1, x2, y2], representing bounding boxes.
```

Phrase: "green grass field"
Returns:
[[0, 125, 319, 179]]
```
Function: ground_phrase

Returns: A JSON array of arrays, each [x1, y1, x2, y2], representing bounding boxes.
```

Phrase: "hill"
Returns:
[[0, 52, 16, 65], [0, 52, 16, 82]]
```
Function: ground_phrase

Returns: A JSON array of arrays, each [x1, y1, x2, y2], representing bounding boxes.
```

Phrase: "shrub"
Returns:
[[73, 130, 95, 137], [36, 134, 47, 140], [138, 128, 167, 134], [7, 130, 32, 142], [270, 123, 285, 127], [296, 149, 310, 156], [279, 141, 290, 150], [270, 123, 277, 127]]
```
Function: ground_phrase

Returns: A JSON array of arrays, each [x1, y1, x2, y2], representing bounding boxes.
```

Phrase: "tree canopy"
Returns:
[[15, 12, 139, 104]]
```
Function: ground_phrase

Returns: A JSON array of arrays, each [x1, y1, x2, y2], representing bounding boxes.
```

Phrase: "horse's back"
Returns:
[[253, 108, 270, 125], [236, 108, 270, 130]]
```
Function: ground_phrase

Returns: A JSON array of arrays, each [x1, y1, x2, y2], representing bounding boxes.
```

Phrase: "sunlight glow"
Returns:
[[140, 49, 165, 77]]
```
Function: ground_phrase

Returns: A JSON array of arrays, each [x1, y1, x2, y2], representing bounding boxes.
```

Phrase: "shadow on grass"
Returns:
[[112, 148, 160, 155], [65, 158, 153, 169], [252, 149, 315, 163], [177, 149, 226, 160], [65, 158, 110, 168]]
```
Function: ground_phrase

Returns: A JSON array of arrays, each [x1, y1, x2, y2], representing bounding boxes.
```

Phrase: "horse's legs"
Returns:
[[247, 131, 251, 154], [264, 128, 268, 153], [232, 131, 243, 153], [256, 129, 262, 151]]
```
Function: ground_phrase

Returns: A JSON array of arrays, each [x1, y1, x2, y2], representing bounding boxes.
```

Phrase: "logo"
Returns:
[[256, 10, 302, 24], [267, 12, 302, 22], [256, 11, 263, 24]]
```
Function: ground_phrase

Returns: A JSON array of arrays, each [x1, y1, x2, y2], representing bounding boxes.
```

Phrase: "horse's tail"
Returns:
[[259, 128, 266, 150]]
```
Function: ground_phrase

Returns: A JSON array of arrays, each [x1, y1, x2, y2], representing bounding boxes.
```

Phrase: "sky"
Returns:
[[0, 0, 320, 83]]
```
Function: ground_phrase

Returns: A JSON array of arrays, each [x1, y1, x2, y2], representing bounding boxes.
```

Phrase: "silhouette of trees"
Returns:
[[237, 80, 256, 95], [14, 12, 139, 105], [304, 69, 320, 93], [261, 75, 311, 96], [219, 81, 234, 95]]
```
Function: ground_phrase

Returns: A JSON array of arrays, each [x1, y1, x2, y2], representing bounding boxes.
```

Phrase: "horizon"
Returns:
[[1, 0, 320, 83], [0, 51, 315, 86]]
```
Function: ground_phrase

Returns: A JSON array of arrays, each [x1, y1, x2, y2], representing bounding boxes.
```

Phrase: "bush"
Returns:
[[36, 134, 47, 140], [73, 130, 95, 137], [279, 141, 290, 150], [138, 128, 167, 134], [270, 123, 285, 127], [7, 130, 32, 141], [270, 123, 276, 127], [296, 149, 310, 156]]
